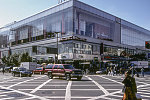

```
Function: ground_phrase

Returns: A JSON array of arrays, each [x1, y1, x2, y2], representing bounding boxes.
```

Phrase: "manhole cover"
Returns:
[[8, 93, 25, 97]]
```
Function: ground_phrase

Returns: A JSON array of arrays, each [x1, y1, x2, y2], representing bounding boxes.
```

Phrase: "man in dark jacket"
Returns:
[[122, 71, 137, 100]]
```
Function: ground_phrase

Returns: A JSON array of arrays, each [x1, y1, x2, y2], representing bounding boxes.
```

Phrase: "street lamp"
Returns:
[[55, 32, 60, 64]]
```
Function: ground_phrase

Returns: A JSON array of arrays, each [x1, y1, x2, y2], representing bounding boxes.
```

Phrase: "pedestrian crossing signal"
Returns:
[[145, 41, 150, 49]]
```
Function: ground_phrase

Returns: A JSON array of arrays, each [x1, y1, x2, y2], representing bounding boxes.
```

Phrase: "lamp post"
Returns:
[[55, 32, 60, 64]]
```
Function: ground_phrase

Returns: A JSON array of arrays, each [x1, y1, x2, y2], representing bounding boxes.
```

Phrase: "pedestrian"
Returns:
[[113, 66, 116, 76], [122, 71, 137, 100], [2, 67, 5, 75], [141, 67, 144, 77], [110, 67, 113, 76], [106, 67, 109, 75], [119, 68, 122, 75]]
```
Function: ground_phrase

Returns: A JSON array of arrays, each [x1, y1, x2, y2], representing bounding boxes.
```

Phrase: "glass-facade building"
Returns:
[[0, 0, 150, 62]]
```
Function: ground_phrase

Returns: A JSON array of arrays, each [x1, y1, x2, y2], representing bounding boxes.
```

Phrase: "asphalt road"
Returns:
[[0, 73, 150, 100]]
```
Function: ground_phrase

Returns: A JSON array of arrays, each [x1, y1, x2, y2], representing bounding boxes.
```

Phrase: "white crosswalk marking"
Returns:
[[86, 76, 109, 95], [30, 79, 52, 93], [0, 74, 150, 100], [65, 81, 72, 100], [0, 86, 49, 100], [7, 76, 45, 88]]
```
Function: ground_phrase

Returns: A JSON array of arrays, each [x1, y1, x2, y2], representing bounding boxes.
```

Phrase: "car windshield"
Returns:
[[36, 68, 42, 70], [19, 68, 27, 71], [63, 65, 75, 69]]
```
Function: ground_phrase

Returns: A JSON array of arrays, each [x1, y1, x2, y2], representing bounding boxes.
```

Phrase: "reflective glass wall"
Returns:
[[0, 7, 73, 48], [121, 26, 150, 46], [73, 8, 115, 41]]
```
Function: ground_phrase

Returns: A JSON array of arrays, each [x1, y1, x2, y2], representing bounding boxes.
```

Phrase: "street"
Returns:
[[0, 73, 150, 100]]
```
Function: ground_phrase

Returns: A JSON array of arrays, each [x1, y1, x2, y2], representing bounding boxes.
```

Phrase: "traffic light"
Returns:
[[100, 43, 104, 55], [145, 41, 150, 49]]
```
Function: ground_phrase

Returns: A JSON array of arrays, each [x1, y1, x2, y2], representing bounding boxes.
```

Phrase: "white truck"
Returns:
[[20, 62, 37, 71], [130, 61, 148, 68]]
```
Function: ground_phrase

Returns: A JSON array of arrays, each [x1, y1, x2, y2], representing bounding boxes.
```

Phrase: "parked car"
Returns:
[[44, 64, 53, 74], [33, 67, 45, 74], [47, 64, 83, 81], [5, 66, 13, 73], [12, 67, 32, 77]]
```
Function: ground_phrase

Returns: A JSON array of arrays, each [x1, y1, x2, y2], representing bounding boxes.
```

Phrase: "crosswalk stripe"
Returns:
[[30, 79, 52, 93], [65, 81, 72, 100]]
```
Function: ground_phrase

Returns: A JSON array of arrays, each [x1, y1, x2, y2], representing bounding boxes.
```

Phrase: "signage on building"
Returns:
[[60, 54, 73, 59], [60, 36, 86, 42]]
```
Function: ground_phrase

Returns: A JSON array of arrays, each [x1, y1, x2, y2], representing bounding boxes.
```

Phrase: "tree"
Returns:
[[12, 53, 20, 67], [20, 52, 32, 62], [1, 56, 7, 65], [2, 54, 21, 67]]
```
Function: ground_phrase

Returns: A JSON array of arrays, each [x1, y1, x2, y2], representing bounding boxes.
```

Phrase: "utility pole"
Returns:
[[55, 32, 60, 64]]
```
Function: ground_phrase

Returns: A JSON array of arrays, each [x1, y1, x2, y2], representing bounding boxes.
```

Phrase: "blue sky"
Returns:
[[0, 0, 150, 31]]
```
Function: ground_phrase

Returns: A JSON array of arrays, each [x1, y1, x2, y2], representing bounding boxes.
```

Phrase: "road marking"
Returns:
[[87, 75, 123, 100], [0, 95, 7, 97], [88, 75, 150, 100], [0, 91, 14, 94], [1, 97, 15, 100], [44, 96, 65, 98], [19, 97, 36, 100], [106, 89, 121, 90], [30, 79, 52, 93], [141, 95, 150, 98], [86, 76, 109, 95], [99, 84, 122, 86], [7, 76, 45, 89], [137, 84, 150, 88], [19, 89, 66, 91], [72, 85, 96, 86], [19, 89, 101, 91], [71, 89, 100, 90], [0, 85, 49, 100], [65, 81, 72, 100], [7, 82, 45, 83], [44, 96, 105, 99], [111, 94, 122, 98], [137, 81, 149, 85], [2, 77, 13, 80], [99, 76, 123, 85], [17, 85, 67, 86], [87, 89, 122, 100], [2, 77, 22, 83], [138, 92, 150, 95], [138, 89, 150, 92]]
